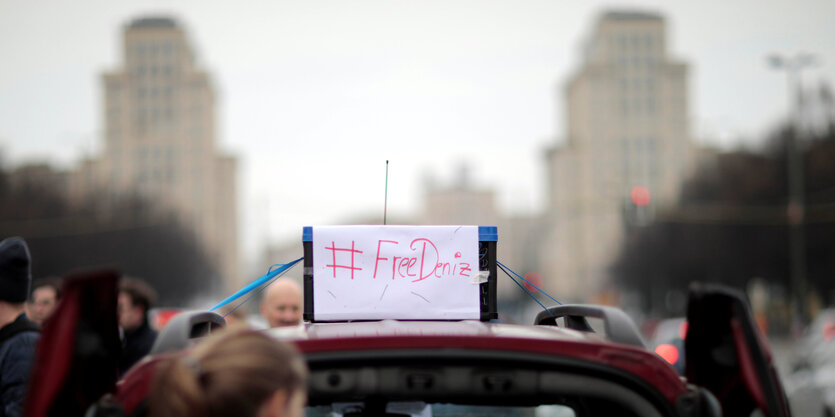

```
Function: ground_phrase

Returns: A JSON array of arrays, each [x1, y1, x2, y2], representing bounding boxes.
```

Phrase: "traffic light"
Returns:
[[631, 185, 651, 207], [623, 185, 654, 227]]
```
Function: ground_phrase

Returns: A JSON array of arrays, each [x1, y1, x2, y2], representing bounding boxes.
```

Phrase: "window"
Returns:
[[138, 168, 149, 184], [633, 138, 643, 153]]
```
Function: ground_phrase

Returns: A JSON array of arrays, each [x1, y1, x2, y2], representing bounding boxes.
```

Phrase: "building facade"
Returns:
[[540, 11, 695, 302], [420, 165, 542, 304], [73, 17, 239, 289]]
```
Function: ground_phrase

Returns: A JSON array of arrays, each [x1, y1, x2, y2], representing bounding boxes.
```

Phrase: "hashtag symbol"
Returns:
[[325, 240, 364, 279]]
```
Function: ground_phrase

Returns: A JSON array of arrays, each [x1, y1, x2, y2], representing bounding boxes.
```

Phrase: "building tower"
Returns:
[[540, 11, 694, 301], [83, 17, 239, 290]]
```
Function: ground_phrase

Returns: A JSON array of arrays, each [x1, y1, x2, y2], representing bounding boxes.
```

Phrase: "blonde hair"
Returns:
[[149, 329, 308, 417]]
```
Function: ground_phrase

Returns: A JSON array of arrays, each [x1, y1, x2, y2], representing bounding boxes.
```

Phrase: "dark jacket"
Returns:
[[119, 319, 157, 376], [0, 314, 39, 417]]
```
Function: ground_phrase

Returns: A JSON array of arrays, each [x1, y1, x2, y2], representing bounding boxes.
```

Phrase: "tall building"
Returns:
[[73, 17, 239, 290], [540, 11, 694, 301], [421, 165, 500, 227]]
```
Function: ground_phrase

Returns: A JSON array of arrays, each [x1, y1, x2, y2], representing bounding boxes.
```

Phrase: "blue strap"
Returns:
[[498, 263, 554, 317], [216, 263, 295, 319], [210, 257, 303, 312], [497, 261, 562, 306]]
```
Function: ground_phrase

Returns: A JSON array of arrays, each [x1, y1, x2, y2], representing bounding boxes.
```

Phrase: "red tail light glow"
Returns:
[[655, 343, 680, 365]]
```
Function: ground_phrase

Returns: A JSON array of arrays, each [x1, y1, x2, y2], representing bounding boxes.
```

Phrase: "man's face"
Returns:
[[117, 292, 144, 331], [28, 286, 57, 325], [261, 288, 302, 327]]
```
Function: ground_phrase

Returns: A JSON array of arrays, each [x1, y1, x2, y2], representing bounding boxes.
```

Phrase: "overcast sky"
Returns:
[[1, 0, 833, 265]]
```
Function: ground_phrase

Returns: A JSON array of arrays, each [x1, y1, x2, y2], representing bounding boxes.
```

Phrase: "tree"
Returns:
[[0, 164, 222, 307], [611, 122, 835, 320]]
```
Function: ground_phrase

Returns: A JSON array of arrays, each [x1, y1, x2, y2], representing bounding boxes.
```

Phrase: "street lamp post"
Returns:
[[768, 53, 816, 326]]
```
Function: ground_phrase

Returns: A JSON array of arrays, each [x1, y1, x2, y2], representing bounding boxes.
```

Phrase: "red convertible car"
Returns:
[[23, 269, 790, 417]]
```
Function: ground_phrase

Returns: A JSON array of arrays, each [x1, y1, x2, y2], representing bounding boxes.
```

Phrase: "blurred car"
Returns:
[[102, 283, 787, 417], [786, 308, 835, 417], [147, 307, 183, 331], [23, 271, 791, 417], [793, 308, 835, 369], [648, 317, 688, 375]]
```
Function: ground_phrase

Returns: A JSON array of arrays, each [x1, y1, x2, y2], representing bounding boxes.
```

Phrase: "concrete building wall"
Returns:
[[541, 11, 695, 302], [70, 16, 240, 291]]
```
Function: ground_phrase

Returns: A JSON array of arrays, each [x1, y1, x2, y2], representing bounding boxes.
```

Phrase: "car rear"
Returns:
[[274, 320, 705, 417]]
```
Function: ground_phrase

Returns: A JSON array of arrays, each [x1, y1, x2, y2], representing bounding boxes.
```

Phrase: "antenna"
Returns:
[[384, 160, 389, 225]]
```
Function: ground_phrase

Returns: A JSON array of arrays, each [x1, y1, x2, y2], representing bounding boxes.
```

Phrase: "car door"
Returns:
[[685, 282, 791, 417]]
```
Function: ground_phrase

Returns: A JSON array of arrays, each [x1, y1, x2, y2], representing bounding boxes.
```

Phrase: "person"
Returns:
[[148, 329, 308, 417], [0, 237, 40, 417], [117, 277, 158, 375], [26, 278, 61, 326], [259, 279, 303, 328]]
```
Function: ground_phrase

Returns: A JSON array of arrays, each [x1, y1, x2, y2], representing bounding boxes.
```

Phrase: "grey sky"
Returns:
[[1, 0, 833, 263]]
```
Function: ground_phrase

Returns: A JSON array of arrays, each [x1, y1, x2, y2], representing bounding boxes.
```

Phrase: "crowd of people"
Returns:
[[0, 235, 308, 417]]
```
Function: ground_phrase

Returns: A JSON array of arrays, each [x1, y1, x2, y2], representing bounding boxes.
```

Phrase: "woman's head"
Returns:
[[149, 329, 308, 417]]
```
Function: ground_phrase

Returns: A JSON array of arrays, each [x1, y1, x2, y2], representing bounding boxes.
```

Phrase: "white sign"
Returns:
[[312, 225, 481, 321]]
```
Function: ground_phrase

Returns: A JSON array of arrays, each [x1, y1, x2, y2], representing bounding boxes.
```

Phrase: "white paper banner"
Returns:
[[312, 225, 480, 321]]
